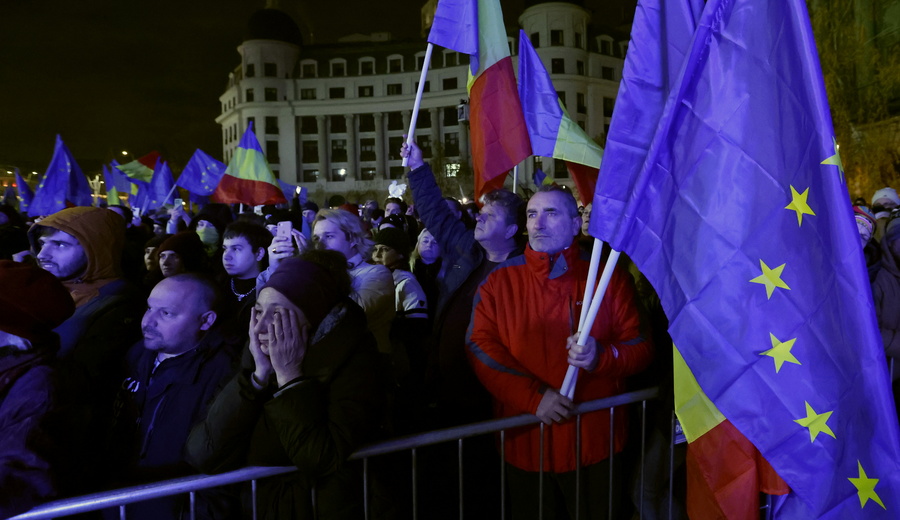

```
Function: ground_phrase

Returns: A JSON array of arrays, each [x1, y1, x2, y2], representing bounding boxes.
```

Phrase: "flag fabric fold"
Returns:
[[516, 29, 603, 204], [29, 135, 92, 217], [211, 122, 286, 206], [14, 168, 33, 213], [428, 0, 531, 202], [590, 0, 900, 517], [103, 162, 132, 205], [146, 160, 176, 210], [178, 149, 226, 196]]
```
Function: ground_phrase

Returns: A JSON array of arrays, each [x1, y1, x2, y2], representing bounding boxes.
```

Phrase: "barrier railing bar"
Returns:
[[608, 407, 614, 520], [411, 447, 418, 520], [12, 388, 660, 520], [640, 400, 646, 520], [575, 413, 582, 520], [539, 421, 545, 520], [500, 429, 506, 520]]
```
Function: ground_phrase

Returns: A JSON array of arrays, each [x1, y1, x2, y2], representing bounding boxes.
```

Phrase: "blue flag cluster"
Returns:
[[28, 135, 92, 217], [589, 0, 900, 516]]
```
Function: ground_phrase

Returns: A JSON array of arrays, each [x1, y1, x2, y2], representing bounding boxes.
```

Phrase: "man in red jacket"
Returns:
[[467, 185, 654, 520]]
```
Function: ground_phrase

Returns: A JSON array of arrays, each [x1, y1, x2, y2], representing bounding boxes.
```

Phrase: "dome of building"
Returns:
[[244, 9, 303, 46]]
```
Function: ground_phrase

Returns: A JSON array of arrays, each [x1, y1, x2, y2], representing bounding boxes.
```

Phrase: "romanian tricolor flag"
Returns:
[[427, 0, 530, 202], [589, 0, 900, 516], [517, 30, 603, 205], [211, 121, 286, 206]]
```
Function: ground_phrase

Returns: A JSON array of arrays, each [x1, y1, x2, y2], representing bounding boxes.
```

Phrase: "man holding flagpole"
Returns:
[[466, 184, 652, 519]]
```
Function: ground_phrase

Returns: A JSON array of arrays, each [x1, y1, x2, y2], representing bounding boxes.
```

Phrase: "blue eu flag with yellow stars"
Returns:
[[589, 0, 900, 516], [29, 135, 92, 217], [177, 148, 226, 197]]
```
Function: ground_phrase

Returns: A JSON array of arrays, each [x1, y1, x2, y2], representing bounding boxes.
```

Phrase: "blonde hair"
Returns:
[[314, 208, 374, 258]]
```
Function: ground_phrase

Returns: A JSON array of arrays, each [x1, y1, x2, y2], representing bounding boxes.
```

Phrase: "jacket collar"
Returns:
[[525, 240, 579, 280]]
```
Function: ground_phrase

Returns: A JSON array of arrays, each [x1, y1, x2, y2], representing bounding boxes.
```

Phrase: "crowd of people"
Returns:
[[0, 141, 894, 520]]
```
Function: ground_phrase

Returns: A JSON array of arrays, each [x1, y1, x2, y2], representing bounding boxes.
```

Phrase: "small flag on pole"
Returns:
[[211, 122, 286, 206]]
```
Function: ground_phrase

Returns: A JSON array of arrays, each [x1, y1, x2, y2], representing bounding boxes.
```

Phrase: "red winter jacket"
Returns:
[[467, 242, 653, 472]]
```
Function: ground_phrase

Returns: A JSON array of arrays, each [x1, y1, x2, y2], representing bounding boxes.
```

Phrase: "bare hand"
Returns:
[[249, 307, 274, 387], [11, 250, 32, 263], [267, 306, 308, 387], [400, 136, 424, 170], [567, 334, 600, 371], [535, 388, 573, 425], [267, 235, 296, 272], [291, 228, 309, 254]]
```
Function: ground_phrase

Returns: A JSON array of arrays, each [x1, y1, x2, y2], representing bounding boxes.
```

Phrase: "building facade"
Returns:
[[217, 1, 628, 202]]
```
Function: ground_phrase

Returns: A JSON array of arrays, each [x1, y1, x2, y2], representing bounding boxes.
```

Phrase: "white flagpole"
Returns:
[[512, 165, 519, 193], [561, 248, 621, 399], [402, 43, 435, 167]]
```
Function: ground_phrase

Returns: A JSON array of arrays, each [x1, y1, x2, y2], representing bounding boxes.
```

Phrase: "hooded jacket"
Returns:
[[872, 237, 900, 361]]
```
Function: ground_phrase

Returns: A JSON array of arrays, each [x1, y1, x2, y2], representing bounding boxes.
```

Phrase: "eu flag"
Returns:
[[29, 135, 92, 217], [14, 168, 33, 213], [589, 0, 900, 516], [177, 148, 226, 196]]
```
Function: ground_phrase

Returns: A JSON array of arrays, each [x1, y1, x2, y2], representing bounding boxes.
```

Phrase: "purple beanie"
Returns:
[[262, 257, 344, 332]]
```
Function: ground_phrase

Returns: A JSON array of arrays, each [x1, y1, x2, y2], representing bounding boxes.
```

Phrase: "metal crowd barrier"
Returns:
[[12, 387, 664, 520]]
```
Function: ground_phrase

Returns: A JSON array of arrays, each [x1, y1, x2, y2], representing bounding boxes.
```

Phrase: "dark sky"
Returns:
[[0, 0, 633, 176]]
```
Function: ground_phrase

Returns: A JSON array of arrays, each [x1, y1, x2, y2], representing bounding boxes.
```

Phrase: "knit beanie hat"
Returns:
[[374, 227, 411, 258], [0, 260, 75, 342], [853, 206, 876, 236], [158, 231, 208, 272], [262, 256, 346, 333]]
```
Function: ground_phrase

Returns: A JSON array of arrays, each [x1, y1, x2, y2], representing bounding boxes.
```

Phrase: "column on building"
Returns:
[[344, 114, 357, 182], [374, 112, 386, 179], [429, 107, 441, 160], [316, 115, 329, 184], [458, 121, 470, 168]]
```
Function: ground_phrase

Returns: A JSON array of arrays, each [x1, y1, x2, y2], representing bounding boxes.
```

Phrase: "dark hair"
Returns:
[[482, 189, 526, 232], [533, 185, 580, 219], [384, 197, 408, 214], [381, 214, 407, 230], [371, 208, 385, 220], [224, 221, 272, 254]]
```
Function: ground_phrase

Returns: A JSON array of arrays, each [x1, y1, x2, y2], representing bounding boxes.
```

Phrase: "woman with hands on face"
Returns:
[[187, 249, 386, 520]]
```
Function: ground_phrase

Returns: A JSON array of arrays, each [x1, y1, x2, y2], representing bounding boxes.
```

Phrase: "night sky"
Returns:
[[0, 0, 634, 176]]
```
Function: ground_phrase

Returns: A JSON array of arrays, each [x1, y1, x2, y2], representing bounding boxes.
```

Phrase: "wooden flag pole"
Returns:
[[402, 43, 435, 167]]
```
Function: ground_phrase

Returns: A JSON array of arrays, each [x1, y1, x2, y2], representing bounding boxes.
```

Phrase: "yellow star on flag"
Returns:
[[749, 260, 790, 299], [849, 461, 885, 509], [785, 186, 815, 226], [794, 401, 835, 442], [821, 137, 845, 183], [760, 333, 800, 372]]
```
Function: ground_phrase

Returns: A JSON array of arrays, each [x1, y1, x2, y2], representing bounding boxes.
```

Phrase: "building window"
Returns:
[[329, 87, 346, 99], [603, 97, 615, 118], [601, 39, 613, 55], [444, 52, 458, 67], [389, 166, 405, 179], [302, 169, 319, 183], [301, 61, 317, 78], [331, 168, 348, 182], [554, 159, 569, 178], [417, 135, 432, 159], [557, 91, 567, 109], [360, 167, 377, 180], [359, 114, 375, 132], [265, 116, 279, 134], [387, 83, 402, 96], [302, 141, 318, 163], [331, 140, 347, 162], [601, 66, 615, 81], [300, 88, 317, 100], [331, 116, 347, 133], [445, 163, 460, 177], [551, 59, 565, 74], [444, 133, 459, 155], [442, 77, 458, 90], [300, 116, 317, 134], [331, 61, 346, 77], [443, 107, 458, 126], [245, 88, 254, 102], [577, 120, 585, 130], [575, 32, 583, 49], [387, 112, 404, 131], [360, 138, 376, 161], [530, 32, 540, 47], [388, 56, 403, 73], [388, 136, 404, 160], [550, 30, 564, 46], [416, 81, 430, 92], [417, 54, 426, 70], [360, 59, 375, 75], [264, 63, 277, 77], [266, 141, 280, 164], [247, 117, 255, 131], [417, 110, 431, 129], [246, 64, 255, 77], [358, 85, 374, 98], [264, 88, 277, 101], [577, 93, 586, 114], [577, 60, 585, 76]]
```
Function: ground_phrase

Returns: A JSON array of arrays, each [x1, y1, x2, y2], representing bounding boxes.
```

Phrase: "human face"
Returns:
[[302, 209, 317, 224], [195, 219, 215, 231], [857, 219, 872, 248], [313, 218, 356, 259], [385, 202, 402, 217], [252, 288, 309, 355], [526, 191, 582, 254], [159, 250, 185, 277], [416, 230, 440, 264], [581, 203, 592, 237], [142, 278, 214, 357], [372, 244, 404, 269], [474, 202, 512, 245], [144, 246, 158, 271], [223, 236, 263, 279], [36, 229, 87, 280]]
